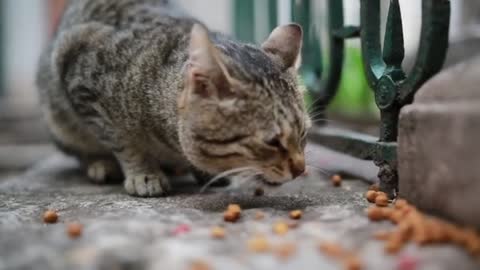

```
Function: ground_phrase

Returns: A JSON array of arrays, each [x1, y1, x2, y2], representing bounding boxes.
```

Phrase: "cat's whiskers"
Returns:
[[199, 166, 259, 193], [306, 164, 332, 176]]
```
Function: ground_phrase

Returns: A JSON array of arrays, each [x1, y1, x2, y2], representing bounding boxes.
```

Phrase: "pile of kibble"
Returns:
[[365, 185, 480, 256]]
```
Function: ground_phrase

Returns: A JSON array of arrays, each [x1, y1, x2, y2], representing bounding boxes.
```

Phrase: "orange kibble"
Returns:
[[331, 174, 342, 187], [227, 204, 241, 215], [67, 222, 83, 239], [211, 226, 226, 239], [365, 190, 377, 203], [373, 230, 392, 241], [389, 210, 405, 224], [190, 260, 210, 270], [367, 207, 386, 221], [375, 195, 389, 207], [273, 221, 289, 235], [394, 199, 409, 209], [223, 211, 239, 222], [289, 210, 303, 220], [274, 243, 297, 260], [343, 255, 363, 270], [248, 235, 270, 252], [384, 234, 405, 254], [43, 210, 58, 224], [318, 242, 345, 258]]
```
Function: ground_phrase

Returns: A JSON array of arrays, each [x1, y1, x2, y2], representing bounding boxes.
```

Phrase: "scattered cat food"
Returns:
[[189, 259, 210, 270], [289, 210, 303, 220], [210, 226, 226, 239], [318, 242, 345, 258], [342, 255, 363, 270], [319, 242, 363, 270], [223, 204, 241, 222], [369, 184, 380, 191], [365, 190, 377, 203], [287, 220, 300, 229], [273, 221, 289, 235], [373, 230, 392, 241], [331, 174, 342, 187], [368, 199, 480, 257], [394, 199, 408, 209], [66, 222, 83, 239], [367, 206, 386, 221], [254, 187, 264, 196], [247, 235, 270, 253], [172, 224, 191, 236], [274, 242, 297, 260], [43, 210, 58, 224], [254, 211, 265, 220], [375, 194, 389, 207]]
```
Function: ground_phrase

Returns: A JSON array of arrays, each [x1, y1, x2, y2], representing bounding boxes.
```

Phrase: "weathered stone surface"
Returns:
[[1, 152, 479, 270], [399, 55, 480, 228]]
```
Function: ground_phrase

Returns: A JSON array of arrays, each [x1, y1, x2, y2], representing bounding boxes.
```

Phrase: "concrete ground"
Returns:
[[1, 147, 479, 270]]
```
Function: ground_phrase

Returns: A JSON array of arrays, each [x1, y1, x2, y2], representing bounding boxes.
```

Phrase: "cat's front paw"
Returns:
[[124, 172, 171, 197]]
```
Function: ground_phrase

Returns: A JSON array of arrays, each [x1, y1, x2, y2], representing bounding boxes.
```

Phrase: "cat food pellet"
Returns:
[[223, 204, 242, 222], [247, 236, 270, 252], [365, 190, 377, 203], [190, 260, 210, 270], [373, 231, 392, 241], [331, 174, 342, 187], [43, 210, 58, 224], [67, 222, 83, 239], [375, 194, 389, 207], [274, 243, 297, 260], [211, 226, 225, 239], [254, 187, 264, 196], [367, 207, 386, 221], [394, 199, 408, 209], [273, 221, 289, 235], [369, 184, 380, 191], [227, 204, 241, 216], [254, 211, 265, 220], [342, 255, 363, 270], [223, 211, 239, 222], [318, 242, 345, 258], [384, 233, 405, 254], [289, 210, 302, 220]]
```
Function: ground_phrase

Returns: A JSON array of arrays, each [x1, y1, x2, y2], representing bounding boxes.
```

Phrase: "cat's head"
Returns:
[[178, 24, 311, 186]]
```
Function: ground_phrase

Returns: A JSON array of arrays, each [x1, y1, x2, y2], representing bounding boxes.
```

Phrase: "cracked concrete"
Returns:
[[0, 151, 479, 270]]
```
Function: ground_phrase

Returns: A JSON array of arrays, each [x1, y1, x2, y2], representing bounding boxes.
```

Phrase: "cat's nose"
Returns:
[[288, 154, 305, 178]]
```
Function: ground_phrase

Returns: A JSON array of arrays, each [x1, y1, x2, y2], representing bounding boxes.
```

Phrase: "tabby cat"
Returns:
[[37, 0, 311, 197]]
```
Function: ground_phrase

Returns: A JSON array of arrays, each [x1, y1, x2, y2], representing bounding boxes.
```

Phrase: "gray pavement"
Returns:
[[0, 152, 479, 270]]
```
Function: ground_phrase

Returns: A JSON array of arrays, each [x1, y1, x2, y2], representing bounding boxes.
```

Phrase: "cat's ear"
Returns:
[[262, 24, 303, 70], [186, 24, 233, 99]]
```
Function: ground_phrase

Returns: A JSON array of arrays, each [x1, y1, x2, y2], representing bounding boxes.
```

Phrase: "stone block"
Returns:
[[398, 55, 480, 228]]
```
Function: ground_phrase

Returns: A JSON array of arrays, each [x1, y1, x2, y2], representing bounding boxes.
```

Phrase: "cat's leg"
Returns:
[[114, 146, 171, 197]]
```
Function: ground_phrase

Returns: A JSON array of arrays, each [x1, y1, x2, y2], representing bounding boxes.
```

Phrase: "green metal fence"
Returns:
[[0, 0, 4, 96], [234, 0, 451, 197]]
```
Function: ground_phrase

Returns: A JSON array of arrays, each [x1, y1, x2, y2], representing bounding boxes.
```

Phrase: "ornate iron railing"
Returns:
[[0, 0, 4, 96], [234, 0, 451, 197]]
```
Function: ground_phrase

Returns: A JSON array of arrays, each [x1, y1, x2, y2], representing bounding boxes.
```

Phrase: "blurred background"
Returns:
[[0, 0, 479, 171]]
